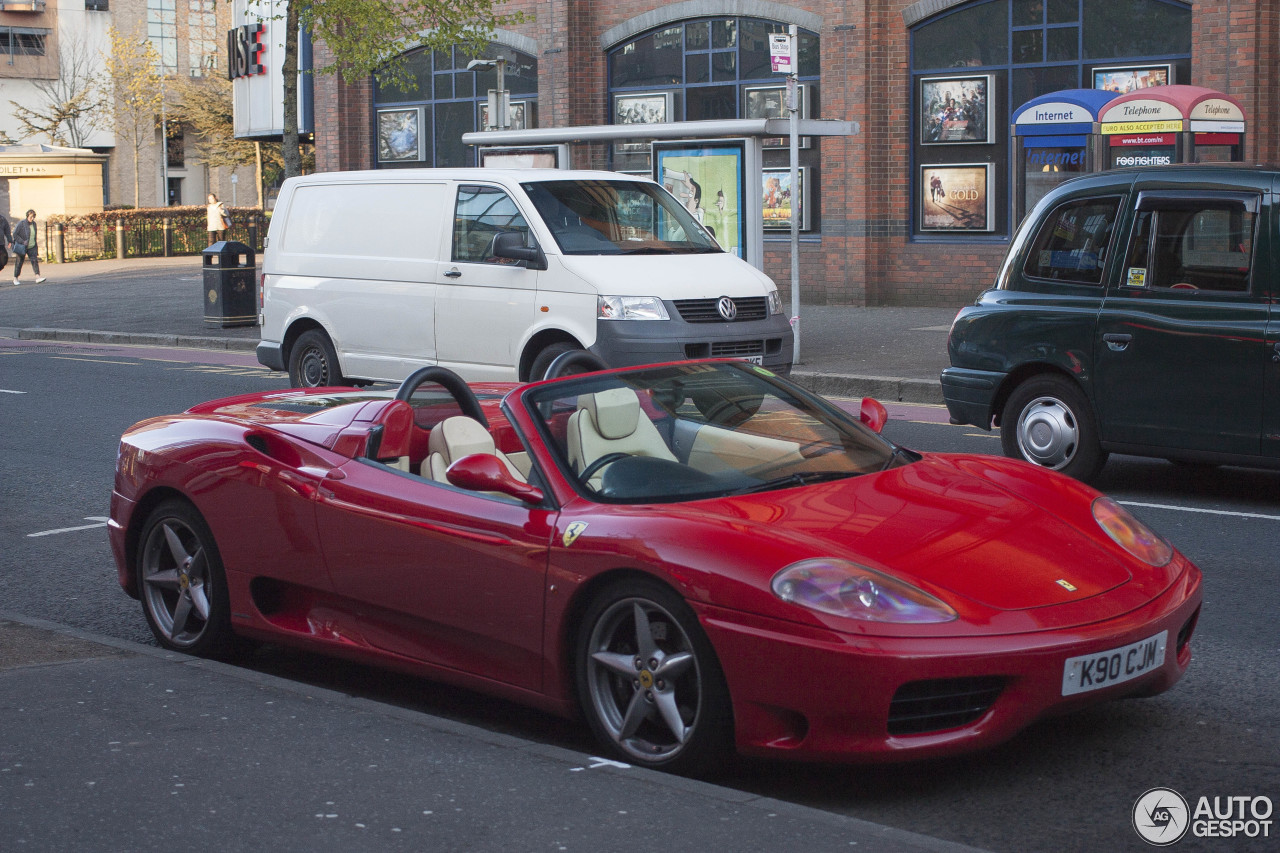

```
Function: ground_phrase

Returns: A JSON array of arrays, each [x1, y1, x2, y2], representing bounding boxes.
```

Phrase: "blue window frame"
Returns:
[[910, 0, 1191, 240]]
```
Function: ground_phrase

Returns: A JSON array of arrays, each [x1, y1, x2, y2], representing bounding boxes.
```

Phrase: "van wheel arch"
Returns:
[[521, 333, 584, 382]]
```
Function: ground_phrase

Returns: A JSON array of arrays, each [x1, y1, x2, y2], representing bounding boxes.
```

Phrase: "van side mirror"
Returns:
[[492, 231, 548, 271]]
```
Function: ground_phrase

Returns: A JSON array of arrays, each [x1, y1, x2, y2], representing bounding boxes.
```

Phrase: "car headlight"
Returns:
[[771, 559, 957, 623], [598, 295, 669, 321], [1091, 497, 1173, 567], [766, 289, 783, 315]]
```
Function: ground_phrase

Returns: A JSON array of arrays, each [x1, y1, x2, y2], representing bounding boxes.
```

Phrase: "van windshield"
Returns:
[[521, 179, 723, 255]]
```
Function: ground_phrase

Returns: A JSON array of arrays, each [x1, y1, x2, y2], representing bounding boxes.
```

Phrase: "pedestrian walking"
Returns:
[[206, 194, 230, 245], [11, 209, 44, 286]]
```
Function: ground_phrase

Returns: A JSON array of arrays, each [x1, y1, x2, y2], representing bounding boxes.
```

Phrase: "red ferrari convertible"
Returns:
[[110, 358, 1202, 772]]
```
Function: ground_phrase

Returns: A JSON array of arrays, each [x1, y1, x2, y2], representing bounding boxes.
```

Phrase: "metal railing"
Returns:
[[45, 213, 267, 263]]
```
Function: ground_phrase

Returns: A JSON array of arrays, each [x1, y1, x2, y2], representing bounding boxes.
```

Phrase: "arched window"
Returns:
[[608, 18, 819, 167], [910, 0, 1190, 238], [373, 43, 538, 168]]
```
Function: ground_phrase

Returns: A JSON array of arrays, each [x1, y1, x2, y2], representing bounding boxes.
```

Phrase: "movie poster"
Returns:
[[920, 76, 991, 144], [920, 164, 992, 232], [1093, 65, 1171, 95]]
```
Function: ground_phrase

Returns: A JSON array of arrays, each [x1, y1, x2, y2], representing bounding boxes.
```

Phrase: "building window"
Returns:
[[167, 125, 184, 168], [372, 43, 538, 168], [910, 0, 1191, 240], [0, 28, 48, 57], [85, 0, 108, 10], [187, 0, 218, 76], [147, 0, 178, 72]]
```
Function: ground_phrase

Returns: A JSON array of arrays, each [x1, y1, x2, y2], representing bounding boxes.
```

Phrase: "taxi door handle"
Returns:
[[1272, 342, 1280, 363], [1103, 333, 1132, 352]]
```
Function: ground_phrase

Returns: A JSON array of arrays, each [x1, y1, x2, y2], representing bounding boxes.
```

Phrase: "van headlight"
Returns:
[[767, 289, 783, 315], [598, 296, 669, 321]]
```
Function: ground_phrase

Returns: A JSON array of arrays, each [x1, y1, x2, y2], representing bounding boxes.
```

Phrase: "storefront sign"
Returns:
[[0, 164, 51, 176], [1100, 121, 1182, 135], [227, 23, 265, 79]]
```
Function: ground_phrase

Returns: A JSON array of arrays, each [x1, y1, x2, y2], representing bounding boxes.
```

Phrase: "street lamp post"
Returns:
[[466, 57, 509, 130]]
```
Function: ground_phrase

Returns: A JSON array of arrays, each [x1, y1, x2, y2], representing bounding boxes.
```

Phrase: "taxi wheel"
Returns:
[[576, 578, 733, 776], [137, 500, 234, 659], [1001, 374, 1107, 482], [289, 329, 346, 388]]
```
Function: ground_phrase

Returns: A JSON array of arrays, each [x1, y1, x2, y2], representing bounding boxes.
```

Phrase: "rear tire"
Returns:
[[288, 329, 345, 388], [1000, 374, 1106, 482]]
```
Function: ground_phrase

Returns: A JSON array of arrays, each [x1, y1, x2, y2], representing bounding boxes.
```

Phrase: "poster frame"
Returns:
[[375, 106, 425, 162], [652, 140, 747, 259], [1092, 64, 1173, 95], [761, 167, 809, 231], [918, 163, 993, 233], [919, 75, 992, 145]]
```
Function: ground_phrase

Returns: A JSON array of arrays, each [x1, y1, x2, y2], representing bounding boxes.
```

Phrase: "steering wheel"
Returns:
[[394, 365, 488, 428], [578, 452, 631, 483]]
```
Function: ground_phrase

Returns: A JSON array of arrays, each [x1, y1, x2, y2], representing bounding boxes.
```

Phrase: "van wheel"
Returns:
[[288, 329, 346, 388], [529, 342, 578, 381], [1000, 375, 1106, 482]]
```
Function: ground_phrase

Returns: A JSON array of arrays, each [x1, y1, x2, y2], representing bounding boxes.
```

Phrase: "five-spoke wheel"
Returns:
[[577, 579, 731, 774], [137, 500, 234, 658]]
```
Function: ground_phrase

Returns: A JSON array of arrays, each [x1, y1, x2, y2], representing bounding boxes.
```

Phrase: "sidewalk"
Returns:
[[0, 612, 986, 853], [0, 255, 962, 402]]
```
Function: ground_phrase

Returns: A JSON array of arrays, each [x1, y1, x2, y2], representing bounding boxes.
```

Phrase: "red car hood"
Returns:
[[695, 455, 1134, 612]]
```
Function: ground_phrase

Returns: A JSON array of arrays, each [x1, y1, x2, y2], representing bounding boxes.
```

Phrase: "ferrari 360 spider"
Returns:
[[110, 358, 1202, 772]]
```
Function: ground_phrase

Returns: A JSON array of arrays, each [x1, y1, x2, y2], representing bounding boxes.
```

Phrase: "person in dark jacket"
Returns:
[[11, 209, 45, 285]]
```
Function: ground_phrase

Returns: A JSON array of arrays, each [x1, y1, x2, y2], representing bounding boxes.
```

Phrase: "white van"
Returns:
[[256, 169, 793, 386]]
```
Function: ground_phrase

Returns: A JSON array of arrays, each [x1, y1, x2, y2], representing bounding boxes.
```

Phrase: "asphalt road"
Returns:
[[1, 338, 1276, 852]]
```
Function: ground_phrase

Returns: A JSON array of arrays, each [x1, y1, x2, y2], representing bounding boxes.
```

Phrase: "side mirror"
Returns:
[[491, 231, 548, 271], [446, 453, 544, 504], [859, 397, 888, 434]]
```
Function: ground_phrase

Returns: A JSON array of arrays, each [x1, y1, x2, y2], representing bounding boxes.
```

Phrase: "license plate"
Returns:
[[1061, 630, 1167, 696], [738, 355, 764, 365]]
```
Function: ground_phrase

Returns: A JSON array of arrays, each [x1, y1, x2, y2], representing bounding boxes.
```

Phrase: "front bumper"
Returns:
[[592, 310, 794, 376], [257, 340, 286, 372], [697, 560, 1202, 763], [941, 366, 1005, 428]]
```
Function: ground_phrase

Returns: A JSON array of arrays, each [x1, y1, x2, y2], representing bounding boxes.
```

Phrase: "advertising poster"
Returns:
[[921, 76, 990, 144], [654, 143, 745, 257], [920, 164, 992, 232], [762, 168, 808, 230], [376, 108, 423, 162], [1093, 65, 1171, 94]]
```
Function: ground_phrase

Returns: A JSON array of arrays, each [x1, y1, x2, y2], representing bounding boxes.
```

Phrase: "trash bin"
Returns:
[[202, 241, 257, 327]]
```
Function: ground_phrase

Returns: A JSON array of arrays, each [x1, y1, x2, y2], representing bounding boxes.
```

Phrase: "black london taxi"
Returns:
[[942, 165, 1280, 482]]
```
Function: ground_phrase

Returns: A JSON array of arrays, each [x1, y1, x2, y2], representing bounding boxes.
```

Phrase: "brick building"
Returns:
[[302, 0, 1260, 307]]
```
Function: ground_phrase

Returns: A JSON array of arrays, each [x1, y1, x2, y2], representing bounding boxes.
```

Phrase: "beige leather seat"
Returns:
[[423, 416, 527, 485], [566, 387, 677, 481]]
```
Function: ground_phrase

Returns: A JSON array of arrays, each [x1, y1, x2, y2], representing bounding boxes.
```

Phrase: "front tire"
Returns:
[[288, 329, 345, 388], [576, 578, 733, 775], [1001, 374, 1106, 482], [137, 500, 234, 659]]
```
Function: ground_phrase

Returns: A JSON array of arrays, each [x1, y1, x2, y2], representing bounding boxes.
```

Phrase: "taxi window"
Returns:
[[1122, 201, 1255, 293], [1023, 197, 1121, 285]]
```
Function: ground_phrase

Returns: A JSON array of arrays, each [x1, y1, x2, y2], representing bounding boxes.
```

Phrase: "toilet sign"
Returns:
[[770, 33, 793, 73]]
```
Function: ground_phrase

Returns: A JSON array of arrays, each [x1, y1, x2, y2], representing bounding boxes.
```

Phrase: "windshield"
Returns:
[[521, 179, 722, 255], [523, 362, 905, 503]]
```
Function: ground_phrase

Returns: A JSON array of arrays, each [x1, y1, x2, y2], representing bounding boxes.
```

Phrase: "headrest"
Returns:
[[428, 416, 495, 465], [581, 387, 640, 440]]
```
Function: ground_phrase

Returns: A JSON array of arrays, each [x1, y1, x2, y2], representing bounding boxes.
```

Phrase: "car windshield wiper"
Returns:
[[729, 470, 855, 495]]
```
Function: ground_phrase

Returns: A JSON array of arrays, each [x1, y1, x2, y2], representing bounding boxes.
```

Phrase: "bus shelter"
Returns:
[[1099, 85, 1245, 169], [1011, 88, 1116, 223]]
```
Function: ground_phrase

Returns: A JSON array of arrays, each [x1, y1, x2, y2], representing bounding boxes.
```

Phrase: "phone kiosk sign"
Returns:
[[1011, 88, 1114, 223], [1100, 85, 1245, 169]]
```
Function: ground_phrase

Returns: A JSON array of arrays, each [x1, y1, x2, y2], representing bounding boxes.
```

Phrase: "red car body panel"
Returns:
[[110, 370, 1203, 763]]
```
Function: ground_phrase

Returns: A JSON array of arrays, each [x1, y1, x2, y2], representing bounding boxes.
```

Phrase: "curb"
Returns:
[[7, 327, 947, 402]]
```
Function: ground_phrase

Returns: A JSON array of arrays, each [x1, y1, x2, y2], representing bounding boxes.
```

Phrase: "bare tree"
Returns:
[[101, 27, 164, 206], [10, 29, 105, 147]]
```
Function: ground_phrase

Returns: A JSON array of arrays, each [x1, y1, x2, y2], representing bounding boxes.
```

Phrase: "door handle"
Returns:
[[1273, 343, 1280, 363], [444, 268, 462, 278], [1103, 333, 1132, 352]]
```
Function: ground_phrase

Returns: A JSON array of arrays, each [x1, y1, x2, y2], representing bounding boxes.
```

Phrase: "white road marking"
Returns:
[[0, 389, 26, 394], [50, 356, 137, 366], [27, 517, 110, 538], [1120, 500, 1280, 522]]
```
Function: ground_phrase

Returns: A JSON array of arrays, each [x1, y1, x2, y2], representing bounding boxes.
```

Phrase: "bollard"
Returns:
[[162, 217, 172, 257], [116, 218, 125, 259], [54, 222, 64, 263]]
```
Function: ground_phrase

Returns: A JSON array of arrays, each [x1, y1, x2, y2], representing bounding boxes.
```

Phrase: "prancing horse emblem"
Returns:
[[563, 521, 589, 547]]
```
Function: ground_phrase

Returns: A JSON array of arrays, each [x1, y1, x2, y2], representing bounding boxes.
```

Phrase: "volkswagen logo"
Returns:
[[717, 296, 738, 321]]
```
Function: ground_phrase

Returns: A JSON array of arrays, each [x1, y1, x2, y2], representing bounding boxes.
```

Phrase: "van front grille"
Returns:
[[674, 297, 769, 323]]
